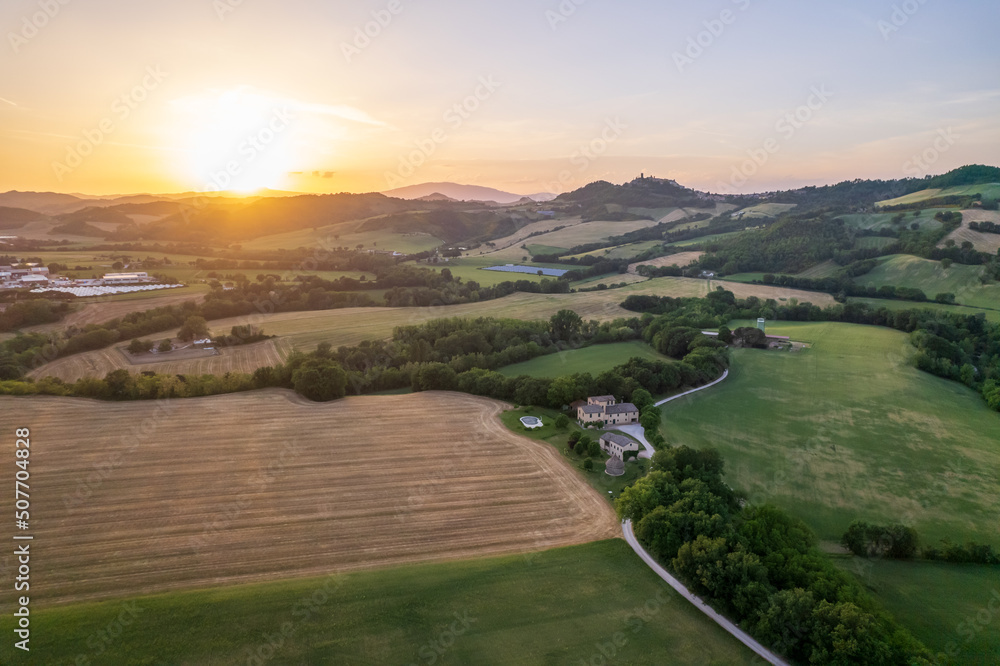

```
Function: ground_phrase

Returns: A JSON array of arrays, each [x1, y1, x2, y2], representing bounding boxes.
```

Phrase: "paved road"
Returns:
[[654, 368, 730, 407], [622, 519, 790, 666], [610, 369, 730, 459]]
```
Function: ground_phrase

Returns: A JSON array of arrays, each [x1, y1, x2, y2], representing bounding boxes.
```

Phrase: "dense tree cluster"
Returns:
[[617, 447, 932, 665], [0, 298, 72, 332], [969, 220, 1000, 235], [840, 521, 919, 559]]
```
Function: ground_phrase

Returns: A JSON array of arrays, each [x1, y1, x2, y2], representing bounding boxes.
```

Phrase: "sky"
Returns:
[[1, 0, 998, 197]]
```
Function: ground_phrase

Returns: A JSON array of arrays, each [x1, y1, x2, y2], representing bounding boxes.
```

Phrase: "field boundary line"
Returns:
[[622, 519, 790, 666]]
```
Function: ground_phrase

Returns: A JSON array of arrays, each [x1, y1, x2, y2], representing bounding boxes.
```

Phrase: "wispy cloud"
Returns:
[[943, 89, 1000, 106], [0, 97, 18, 107]]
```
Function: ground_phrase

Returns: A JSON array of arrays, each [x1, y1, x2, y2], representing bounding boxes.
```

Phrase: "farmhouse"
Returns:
[[599, 432, 639, 460], [577, 396, 639, 425]]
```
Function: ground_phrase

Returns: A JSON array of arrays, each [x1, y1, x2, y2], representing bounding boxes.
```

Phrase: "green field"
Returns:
[[796, 259, 841, 279], [571, 272, 649, 289], [855, 235, 900, 249], [667, 231, 743, 248], [434, 256, 559, 286], [878, 184, 1000, 208], [839, 208, 949, 232], [735, 202, 797, 219], [659, 320, 1000, 662], [244, 224, 443, 254], [497, 341, 669, 379], [719, 273, 777, 284], [857, 254, 1000, 309], [564, 240, 663, 261], [2, 540, 757, 665], [849, 297, 1000, 323], [662, 321, 1000, 546], [525, 243, 570, 256], [835, 558, 1000, 664]]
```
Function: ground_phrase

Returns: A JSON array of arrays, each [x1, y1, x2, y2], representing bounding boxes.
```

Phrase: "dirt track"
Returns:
[[11, 390, 618, 606]]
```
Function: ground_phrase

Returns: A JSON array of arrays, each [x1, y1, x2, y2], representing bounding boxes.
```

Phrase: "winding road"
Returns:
[[613, 368, 790, 663], [622, 519, 790, 666], [610, 369, 730, 459]]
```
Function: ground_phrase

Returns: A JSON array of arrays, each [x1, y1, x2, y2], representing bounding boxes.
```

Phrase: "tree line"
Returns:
[[840, 521, 999, 565], [622, 289, 1000, 413], [617, 446, 933, 664]]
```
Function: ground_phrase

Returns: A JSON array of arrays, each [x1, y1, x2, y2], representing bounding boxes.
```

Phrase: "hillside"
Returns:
[[382, 181, 538, 204], [0, 206, 46, 228]]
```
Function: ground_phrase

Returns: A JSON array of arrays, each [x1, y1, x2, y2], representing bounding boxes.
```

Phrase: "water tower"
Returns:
[[757, 318, 766, 334]]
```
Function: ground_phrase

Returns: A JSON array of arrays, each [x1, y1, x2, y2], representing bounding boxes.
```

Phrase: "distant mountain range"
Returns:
[[2, 166, 996, 245], [380, 182, 556, 204]]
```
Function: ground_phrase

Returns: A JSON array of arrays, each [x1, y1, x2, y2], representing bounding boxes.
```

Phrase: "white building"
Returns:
[[102, 272, 152, 285]]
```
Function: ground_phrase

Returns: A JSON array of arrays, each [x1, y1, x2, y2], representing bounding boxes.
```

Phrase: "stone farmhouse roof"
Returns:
[[605, 403, 638, 414], [600, 433, 634, 447], [580, 405, 604, 415]]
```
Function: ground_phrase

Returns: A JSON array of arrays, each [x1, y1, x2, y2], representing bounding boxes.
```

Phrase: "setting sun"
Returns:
[[171, 87, 299, 193]]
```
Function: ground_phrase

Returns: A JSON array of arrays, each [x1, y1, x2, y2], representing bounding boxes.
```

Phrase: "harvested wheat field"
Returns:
[[938, 209, 1000, 254], [628, 251, 704, 274], [13, 390, 618, 606], [30, 278, 834, 381], [31, 337, 293, 383]]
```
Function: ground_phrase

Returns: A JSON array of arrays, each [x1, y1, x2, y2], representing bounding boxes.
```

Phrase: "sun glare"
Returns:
[[172, 87, 300, 194]]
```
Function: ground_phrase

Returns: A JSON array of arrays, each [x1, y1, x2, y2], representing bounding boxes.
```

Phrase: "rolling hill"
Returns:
[[382, 181, 554, 203]]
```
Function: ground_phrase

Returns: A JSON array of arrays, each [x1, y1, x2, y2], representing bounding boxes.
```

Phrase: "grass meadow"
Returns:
[[661, 321, 1000, 547], [858, 254, 1000, 309], [833, 557, 1000, 664], [497, 341, 668, 379], [3, 541, 757, 665], [659, 320, 1000, 661]]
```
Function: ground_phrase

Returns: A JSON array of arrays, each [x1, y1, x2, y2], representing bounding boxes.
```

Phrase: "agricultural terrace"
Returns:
[[29, 278, 836, 382], [8, 541, 759, 665], [12, 390, 617, 606]]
